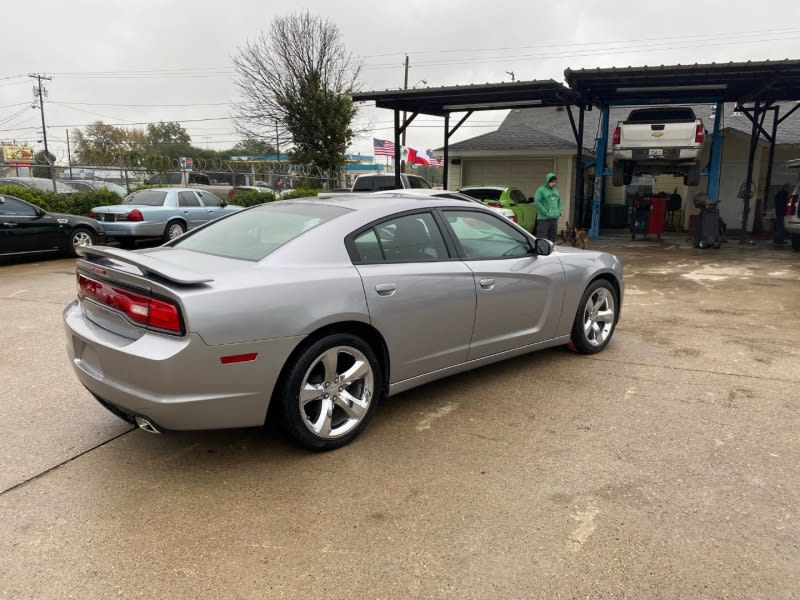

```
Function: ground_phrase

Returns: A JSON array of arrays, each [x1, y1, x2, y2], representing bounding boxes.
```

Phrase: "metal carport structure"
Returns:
[[353, 59, 800, 238], [565, 59, 800, 238], [351, 80, 582, 196]]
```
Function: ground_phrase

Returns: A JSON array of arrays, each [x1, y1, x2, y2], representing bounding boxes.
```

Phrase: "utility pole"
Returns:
[[29, 73, 54, 189], [30, 73, 51, 156], [401, 55, 409, 173], [65, 129, 73, 178]]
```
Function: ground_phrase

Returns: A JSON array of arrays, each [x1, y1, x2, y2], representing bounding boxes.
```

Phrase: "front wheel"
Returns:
[[68, 227, 96, 257], [570, 280, 619, 354], [278, 333, 381, 450]]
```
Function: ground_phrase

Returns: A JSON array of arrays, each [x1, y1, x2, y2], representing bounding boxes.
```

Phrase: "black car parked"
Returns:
[[0, 194, 106, 258]]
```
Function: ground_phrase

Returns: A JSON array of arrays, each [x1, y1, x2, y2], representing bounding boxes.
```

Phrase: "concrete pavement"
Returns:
[[1, 238, 798, 599]]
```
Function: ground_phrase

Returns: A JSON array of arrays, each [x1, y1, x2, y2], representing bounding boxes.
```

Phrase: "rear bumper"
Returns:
[[63, 299, 304, 431], [96, 221, 167, 238], [612, 147, 701, 162]]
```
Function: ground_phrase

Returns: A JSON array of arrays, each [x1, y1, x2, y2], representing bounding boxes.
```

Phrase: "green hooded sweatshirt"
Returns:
[[533, 172, 562, 220]]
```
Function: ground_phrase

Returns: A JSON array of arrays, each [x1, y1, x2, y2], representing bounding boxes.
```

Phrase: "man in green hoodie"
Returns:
[[533, 172, 561, 242]]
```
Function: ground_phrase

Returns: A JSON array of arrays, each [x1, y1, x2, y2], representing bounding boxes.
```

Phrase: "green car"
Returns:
[[458, 186, 538, 232]]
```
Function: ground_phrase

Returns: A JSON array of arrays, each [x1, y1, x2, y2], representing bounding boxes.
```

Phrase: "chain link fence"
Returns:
[[1, 156, 348, 193]]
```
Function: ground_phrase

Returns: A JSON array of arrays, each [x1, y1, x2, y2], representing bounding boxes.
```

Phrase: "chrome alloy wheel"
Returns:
[[167, 222, 185, 239], [72, 230, 94, 248], [581, 287, 616, 348], [298, 345, 375, 439]]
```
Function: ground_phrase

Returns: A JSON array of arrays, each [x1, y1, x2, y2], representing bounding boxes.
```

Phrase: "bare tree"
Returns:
[[233, 11, 362, 172]]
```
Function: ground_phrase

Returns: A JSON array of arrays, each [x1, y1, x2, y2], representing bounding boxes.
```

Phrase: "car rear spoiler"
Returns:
[[76, 246, 214, 284]]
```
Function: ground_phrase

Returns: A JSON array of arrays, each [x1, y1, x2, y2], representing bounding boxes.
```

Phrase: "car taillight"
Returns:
[[87, 209, 95, 218], [126, 209, 143, 222], [77, 274, 183, 334], [612, 126, 621, 146], [790, 195, 799, 216], [511, 215, 518, 223], [695, 124, 705, 144]]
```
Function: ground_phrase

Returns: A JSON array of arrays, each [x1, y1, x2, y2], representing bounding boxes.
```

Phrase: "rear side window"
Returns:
[[351, 212, 448, 263], [510, 189, 528, 204], [406, 176, 431, 189], [178, 191, 200, 207]]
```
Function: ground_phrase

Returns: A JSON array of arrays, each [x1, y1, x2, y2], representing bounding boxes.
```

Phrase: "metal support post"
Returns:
[[442, 113, 449, 189], [741, 101, 761, 241], [589, 106, 609, 238], [706, 102, 724, 202]]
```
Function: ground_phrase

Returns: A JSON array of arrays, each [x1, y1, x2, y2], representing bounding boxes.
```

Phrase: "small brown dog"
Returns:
[[558, 222, 589, 249]]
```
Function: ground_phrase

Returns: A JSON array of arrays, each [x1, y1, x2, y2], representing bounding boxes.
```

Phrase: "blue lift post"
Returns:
[[706, 102, 724, 202], [589, 106, 610, 238]]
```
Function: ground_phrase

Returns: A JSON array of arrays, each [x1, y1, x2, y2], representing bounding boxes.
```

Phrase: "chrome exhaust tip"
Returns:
[[134, 416, 162, 434]]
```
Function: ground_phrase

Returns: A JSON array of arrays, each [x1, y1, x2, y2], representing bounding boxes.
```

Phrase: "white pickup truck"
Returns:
[[611, 107, 707, 187]]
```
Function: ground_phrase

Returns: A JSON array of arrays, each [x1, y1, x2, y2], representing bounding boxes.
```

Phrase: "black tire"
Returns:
[[686, 165, 701, 187], [612, 161, 624, 187], [278, 333, 382, 451], [570, 279, 619, 354], [68, 227, 97, 257], [162, 220, 186, 242]]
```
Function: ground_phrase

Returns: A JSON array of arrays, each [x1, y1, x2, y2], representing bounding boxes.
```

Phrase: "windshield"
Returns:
[[173, 201, 351, 261], [122, 190, 168, 206]]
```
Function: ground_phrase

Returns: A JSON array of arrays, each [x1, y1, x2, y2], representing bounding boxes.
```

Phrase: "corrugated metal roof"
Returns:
[[565, 59, 800, 105]]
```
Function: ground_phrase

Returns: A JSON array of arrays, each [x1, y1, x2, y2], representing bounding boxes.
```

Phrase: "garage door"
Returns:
[[462, 158, 554, 199]]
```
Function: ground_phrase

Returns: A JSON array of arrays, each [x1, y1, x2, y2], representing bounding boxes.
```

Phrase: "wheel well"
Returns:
[[590, 273, 622, 312], [166, 218, 186, 229], [265, 321, 391, 424]]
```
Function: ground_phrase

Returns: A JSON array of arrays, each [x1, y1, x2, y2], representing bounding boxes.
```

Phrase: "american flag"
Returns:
[[373, 138, 396, 157]]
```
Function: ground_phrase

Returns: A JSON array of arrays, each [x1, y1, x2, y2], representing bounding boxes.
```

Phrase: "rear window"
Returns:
[[460, 188, 502, 201], [173, 201, 351, 261], [123, 190, 168, 206], [625, 108, 696, 123]]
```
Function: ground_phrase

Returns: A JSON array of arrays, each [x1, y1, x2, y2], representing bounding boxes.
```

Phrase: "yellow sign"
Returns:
[[2, 145, 34, 163]]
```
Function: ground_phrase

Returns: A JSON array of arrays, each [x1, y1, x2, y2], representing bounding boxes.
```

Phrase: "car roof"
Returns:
[[293, 191, 498, 217]]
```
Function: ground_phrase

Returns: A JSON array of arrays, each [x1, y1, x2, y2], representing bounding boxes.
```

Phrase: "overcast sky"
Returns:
[[1, 0, 799, 164]]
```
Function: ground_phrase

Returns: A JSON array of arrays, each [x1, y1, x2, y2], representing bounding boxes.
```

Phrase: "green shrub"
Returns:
[[0, 185, 120, 216], [279, 188, 320, 200], [229, 190, 277, 207]]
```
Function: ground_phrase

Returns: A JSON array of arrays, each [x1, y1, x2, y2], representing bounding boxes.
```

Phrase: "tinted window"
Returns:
[[510, 190, 527, 204], [198, 191, 223, 207], [375, 212, 448, 262], [173, 202, 350, 261], [443, 210, 530, 259], [178, 191, 201, 207], [0, 196, 37, 216], [352, 229, 384, 263], [406, 176, 431, 189], [460, 188, 502, 201], [123, 190, 168, 206], [626, 108, 696, 123]]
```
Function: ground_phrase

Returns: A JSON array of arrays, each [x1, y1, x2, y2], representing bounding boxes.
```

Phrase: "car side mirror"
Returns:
[[534, 238, 552, 256]]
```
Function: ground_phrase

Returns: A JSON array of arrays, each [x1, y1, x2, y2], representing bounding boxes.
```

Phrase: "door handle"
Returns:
[[479, 278, 495, 289], [2, 222, 18, 227], [375, 283, 396, 296]]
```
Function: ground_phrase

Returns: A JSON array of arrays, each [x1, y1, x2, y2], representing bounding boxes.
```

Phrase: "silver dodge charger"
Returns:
[[64, 193, 623, 450]]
